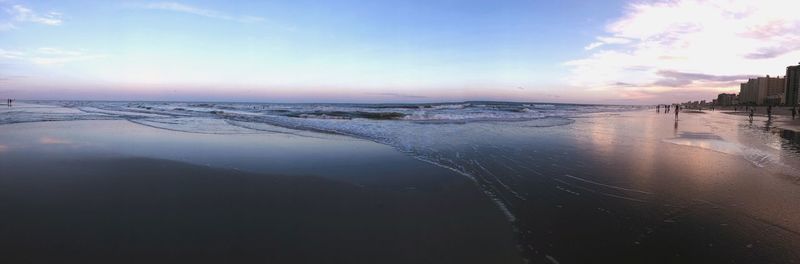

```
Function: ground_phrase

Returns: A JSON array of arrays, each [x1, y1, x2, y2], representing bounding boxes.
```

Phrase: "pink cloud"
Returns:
[[565, 0, 800, 101]]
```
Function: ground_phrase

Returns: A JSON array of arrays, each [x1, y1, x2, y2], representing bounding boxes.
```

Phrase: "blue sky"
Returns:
[[1, 0, 799, 103]]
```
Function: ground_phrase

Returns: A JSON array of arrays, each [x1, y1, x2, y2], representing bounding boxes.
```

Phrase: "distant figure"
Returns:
[[767, 105, 772, 120], [674, 105, 680, 120], [656, 105, 660, 113], [792, 107, 797, 120], [749, 108, 754, 121]]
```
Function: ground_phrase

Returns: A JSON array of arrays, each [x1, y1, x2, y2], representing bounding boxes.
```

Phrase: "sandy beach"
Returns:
[[2, 102, 800, 263], [0, 119, 521, 264]]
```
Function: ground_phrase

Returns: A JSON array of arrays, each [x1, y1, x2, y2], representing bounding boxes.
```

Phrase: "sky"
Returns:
[[1, 0, 799, 104]]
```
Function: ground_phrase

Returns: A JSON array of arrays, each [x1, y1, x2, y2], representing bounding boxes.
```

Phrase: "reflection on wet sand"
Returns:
[[39, 136, 73, 145], [544, 110, 800, 262]]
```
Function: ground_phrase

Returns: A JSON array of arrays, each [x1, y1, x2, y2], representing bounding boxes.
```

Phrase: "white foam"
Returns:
[[130, 117, 263, 134]]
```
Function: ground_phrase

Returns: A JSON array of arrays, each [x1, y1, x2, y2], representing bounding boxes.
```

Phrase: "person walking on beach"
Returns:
[[674, 105, 680, 120], [656, 104, 660, 113], [767, 105, 772, 120], [749, 108, 754, 121]]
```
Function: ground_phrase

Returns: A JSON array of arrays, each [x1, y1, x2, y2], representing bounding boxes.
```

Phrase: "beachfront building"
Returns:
[[738, 75, 785, 105], [716, 93, 736, 106], [739, 82, 756, 105], [787, 63, 800, 106], [766, 94, 783, 105]]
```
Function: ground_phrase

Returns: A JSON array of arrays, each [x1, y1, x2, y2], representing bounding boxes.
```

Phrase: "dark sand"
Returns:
[[0, 121, 521, 264]]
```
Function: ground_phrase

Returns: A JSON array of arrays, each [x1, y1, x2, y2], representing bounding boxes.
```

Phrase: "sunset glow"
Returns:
[[1, 0, 799, 103]]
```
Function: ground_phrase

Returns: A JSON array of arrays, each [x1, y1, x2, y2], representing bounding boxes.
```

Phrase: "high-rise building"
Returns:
[[716, 93, 736, 106], [739, 81, 756, 104], [738, 75, 784, 105], [787, 63, 800, 106]]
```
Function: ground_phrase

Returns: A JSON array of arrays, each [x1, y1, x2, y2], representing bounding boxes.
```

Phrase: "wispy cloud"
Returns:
[[11, 5, 62, 25], [0, 48, 24, 59], [367, 92, 429, 99], [1, 4, 63, 30], [584, 36, 631, 50], [144, 2, 264, 23], [0, 47, 105, 65], [565, 0, 800, 100], [653, 70, 755, 87], [0, 22, 15, 30]]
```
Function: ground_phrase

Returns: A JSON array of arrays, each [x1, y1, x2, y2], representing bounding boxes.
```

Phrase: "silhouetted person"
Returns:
[[767, 105, 772, 120], [656, 105, 660, 113], [792, 107, 797, 120], [674, 105, 680, 120], [749, 108, 754, 121]]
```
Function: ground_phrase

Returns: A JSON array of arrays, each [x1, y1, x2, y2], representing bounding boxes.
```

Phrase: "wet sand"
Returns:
[[0, 120, 521, 264], [506, 110, 800, 262], [3, 108, 800, 263], [713, 106, 800, 137]]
